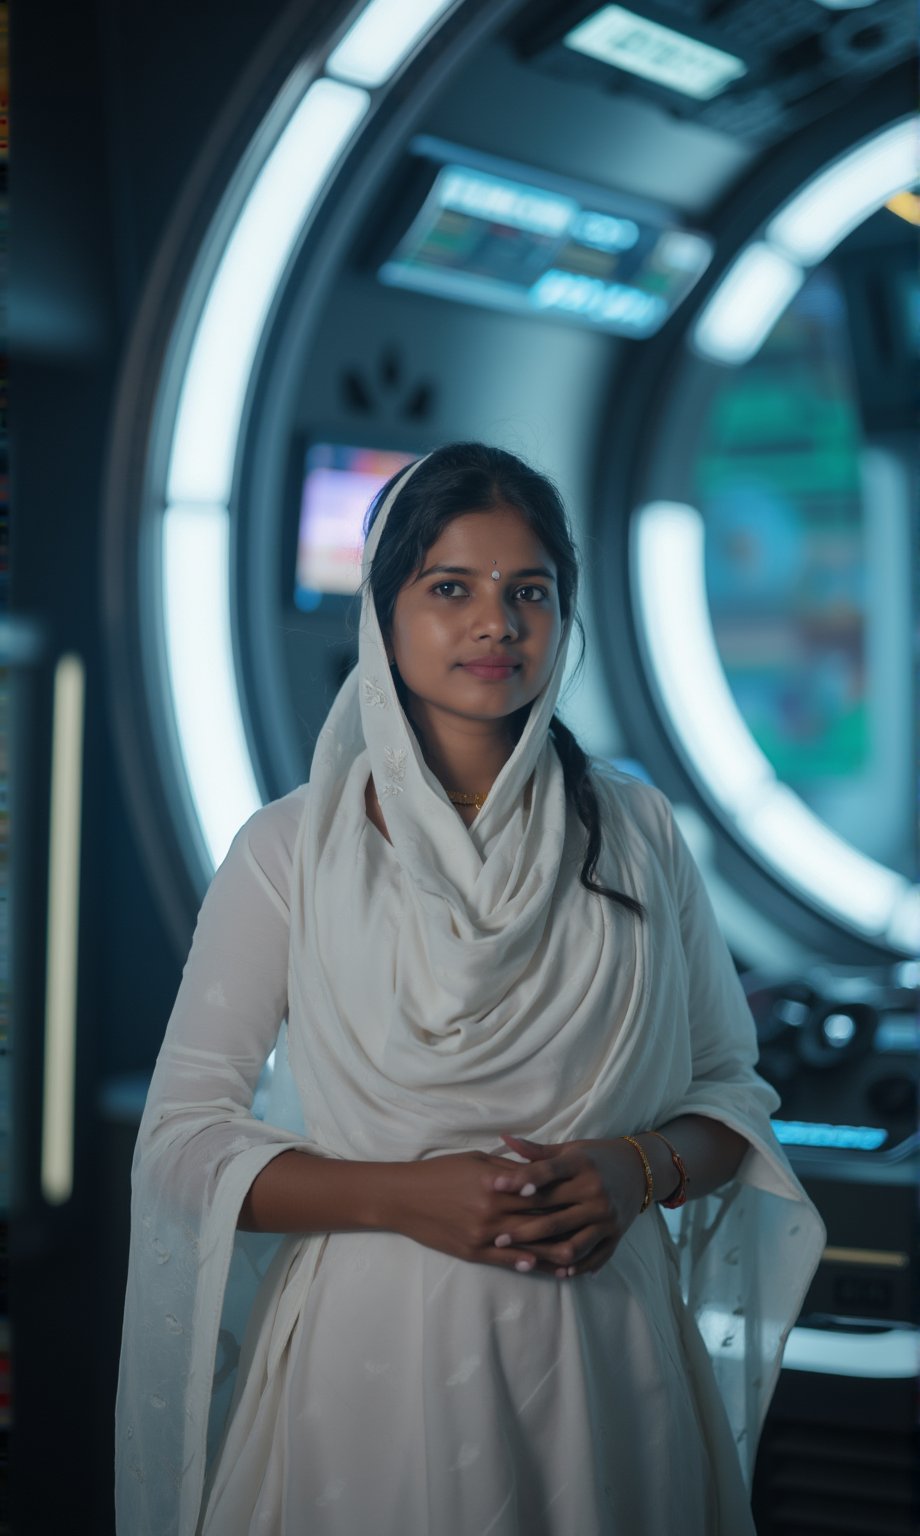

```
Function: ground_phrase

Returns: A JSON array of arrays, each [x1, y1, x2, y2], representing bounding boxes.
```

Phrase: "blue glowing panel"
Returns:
[[294, 443, 416, 608], [380, 161, 712, 338], [772, 1119, 889, 1151]]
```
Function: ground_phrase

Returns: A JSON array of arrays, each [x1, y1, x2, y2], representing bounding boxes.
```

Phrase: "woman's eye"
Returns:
[[432, 583, 546, 601]]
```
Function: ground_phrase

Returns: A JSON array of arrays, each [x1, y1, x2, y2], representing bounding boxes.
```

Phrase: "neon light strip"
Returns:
[[42, 655, 84, 1205], [772, 1120, 888, 1151]]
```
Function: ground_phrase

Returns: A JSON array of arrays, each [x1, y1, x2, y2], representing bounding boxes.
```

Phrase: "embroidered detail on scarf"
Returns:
[[380, 746, 407, 798], [362, 676, 388, 709]]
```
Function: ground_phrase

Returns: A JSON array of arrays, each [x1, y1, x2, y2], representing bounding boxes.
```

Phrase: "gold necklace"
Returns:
[[447, 789, 486, 809]]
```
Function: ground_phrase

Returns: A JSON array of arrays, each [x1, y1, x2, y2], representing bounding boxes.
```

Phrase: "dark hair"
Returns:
[[355, 442, 644, 918]]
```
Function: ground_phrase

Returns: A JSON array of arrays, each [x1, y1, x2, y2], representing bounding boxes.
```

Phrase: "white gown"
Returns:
[[200, 1224, 723, 1536], [117, 769, 825, 1536]]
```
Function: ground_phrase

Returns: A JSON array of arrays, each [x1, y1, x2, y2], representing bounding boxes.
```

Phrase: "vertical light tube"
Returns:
[[41, 654, 85, 1205]]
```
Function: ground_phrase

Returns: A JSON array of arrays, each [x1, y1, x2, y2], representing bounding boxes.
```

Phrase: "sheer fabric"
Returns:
[[116, 460, 825, 1534]]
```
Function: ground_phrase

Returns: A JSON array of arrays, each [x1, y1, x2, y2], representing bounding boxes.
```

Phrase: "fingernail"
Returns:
[[493, 1177, 511, 1191], [555, 1266, 568, 1278], [494, 1233, 512, 1248], [567, 1266, 576, 1277], [515, 1258, 534, 1272], [520, 1183, 536, 1197]]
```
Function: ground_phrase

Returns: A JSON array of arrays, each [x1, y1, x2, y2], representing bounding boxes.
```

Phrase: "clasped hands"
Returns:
[[398, 1129, 649, 1281], [488, 1132, 647, 1279]]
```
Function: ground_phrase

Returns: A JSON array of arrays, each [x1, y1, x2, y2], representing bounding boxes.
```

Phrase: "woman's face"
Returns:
[[385, 502, 564, 729]]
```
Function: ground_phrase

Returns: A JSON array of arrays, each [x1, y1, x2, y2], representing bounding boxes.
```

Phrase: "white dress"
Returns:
[[197, 796, 717, 1535], [134, 771, 786, 1536], [117, 764, 825, 1536]]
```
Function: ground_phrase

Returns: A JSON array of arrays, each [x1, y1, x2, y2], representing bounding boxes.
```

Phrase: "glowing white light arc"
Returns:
[[633, 502, 775, 814], [163, 505, 263, 868], [691, 243, 804, 365], [768, 117, 920, 266], [326, 0, 459, 88], [634, 502, 918, 943], [168, 80, 370, 507], [693, 115, 916, 366]]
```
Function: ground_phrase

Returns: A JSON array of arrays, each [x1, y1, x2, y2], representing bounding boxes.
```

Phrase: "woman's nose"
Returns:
[[474, 600, 518, 638]]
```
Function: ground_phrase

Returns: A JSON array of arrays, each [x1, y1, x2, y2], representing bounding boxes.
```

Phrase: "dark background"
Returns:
[[11, 3, 330, 1528]]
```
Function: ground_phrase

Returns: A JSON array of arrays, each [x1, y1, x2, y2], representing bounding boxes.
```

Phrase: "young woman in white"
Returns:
[[116, 443, 824, 1536]]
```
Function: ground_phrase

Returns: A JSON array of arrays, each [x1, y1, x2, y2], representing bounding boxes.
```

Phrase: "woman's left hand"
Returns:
[[490, 1132, 649, 1279]]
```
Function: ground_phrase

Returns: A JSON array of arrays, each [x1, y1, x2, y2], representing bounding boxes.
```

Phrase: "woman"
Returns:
[[116, 442, 825, 1536]]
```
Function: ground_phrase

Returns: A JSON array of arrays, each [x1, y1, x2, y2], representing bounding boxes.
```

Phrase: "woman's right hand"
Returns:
[[388, 1150, 570, 1276]]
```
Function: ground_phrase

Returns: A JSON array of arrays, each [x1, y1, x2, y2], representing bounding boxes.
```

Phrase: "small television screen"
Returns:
[[378, 138, 712, 338], [294, 443, 417, 612]]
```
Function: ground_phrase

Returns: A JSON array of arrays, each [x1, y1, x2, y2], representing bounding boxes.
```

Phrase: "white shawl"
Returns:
[[116, 459, 825, 1535]]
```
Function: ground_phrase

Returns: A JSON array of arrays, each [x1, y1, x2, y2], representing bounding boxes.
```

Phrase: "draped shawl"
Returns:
[[115, 459, 825, 1535]]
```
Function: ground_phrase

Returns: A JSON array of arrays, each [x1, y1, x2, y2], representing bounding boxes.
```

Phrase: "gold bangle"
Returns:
[[620, 1135, 654, 1213], [645, 1130, 689, 1209]]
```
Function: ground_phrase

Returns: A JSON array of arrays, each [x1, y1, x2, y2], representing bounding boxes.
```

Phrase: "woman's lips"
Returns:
[[461, 663, 519, 680]]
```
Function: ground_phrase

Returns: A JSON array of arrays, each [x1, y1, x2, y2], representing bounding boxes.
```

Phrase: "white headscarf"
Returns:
[[117, 452, 825, 1536], [290, 450, 583, 1119]]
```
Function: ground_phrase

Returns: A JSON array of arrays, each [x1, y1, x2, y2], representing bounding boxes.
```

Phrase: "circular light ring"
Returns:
[[622, 108, 918, 956]]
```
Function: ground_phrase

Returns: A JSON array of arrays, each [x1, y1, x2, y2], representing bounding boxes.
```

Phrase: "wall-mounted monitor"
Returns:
[[293, 442, 417, 612], [377, 135, 713, 339]]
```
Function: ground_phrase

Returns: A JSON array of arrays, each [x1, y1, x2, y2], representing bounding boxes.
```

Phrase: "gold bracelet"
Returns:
[[645, 1130, 689, 1209], [620, 1135, 654, 1213]]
